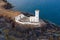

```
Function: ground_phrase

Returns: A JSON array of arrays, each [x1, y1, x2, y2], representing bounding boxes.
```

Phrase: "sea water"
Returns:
[[7, 0, 60, 25]]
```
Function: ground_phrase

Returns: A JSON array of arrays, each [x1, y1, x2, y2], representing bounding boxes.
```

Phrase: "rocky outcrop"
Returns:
[[0, 16, 60, 40], [0, 0, 60, 40], [0, 0, 13, 9]]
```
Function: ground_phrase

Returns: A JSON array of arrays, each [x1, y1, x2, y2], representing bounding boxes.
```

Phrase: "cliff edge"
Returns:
[[0, 0, 60, 40]]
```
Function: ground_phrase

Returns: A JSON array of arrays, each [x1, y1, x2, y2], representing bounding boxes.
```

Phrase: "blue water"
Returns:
[[7, 0, 60, 25]]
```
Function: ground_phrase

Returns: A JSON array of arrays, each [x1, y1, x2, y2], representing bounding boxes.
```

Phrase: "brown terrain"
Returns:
[[0, 0, 60, 40], [0, 0, 21, 20]]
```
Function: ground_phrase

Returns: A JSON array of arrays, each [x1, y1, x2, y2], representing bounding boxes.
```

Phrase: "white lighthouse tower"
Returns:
[[35, 10, 40, 22], [29, 10, 40, 23]]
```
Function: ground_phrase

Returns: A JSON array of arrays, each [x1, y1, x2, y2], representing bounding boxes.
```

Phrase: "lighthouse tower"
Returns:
[[35, 10, 40, 22]]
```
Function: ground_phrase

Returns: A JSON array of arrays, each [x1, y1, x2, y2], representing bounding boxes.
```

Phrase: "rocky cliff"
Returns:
[[0, 0, 60, 40]]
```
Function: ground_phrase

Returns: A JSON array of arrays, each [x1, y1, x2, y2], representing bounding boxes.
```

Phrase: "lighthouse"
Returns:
[[35, 10, 40, 22], [15, 10, 40, 25], [29, 10, 40, 23]]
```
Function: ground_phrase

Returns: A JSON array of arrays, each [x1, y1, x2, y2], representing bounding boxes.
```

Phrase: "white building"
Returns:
[[29, 10, 39, 22], [15, 10, 40, 25], [15, 14, 25, 22]]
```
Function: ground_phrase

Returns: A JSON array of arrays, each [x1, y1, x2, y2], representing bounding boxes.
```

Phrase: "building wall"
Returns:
[[15, 14, 25, 21], [29, 17, 39, 23], [29, 17, 35, 22]]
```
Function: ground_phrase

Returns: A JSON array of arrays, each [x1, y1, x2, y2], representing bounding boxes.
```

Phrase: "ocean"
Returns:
[[7, 0, 60, 25]]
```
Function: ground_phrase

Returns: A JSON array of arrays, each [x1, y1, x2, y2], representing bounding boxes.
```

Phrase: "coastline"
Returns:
[[0, 0, 59, 28], [0, 0, 60, 40]]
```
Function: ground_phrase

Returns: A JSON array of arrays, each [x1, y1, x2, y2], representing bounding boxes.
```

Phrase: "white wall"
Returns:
[[29, 17, 35, 22], [15, 14, 25, 21]]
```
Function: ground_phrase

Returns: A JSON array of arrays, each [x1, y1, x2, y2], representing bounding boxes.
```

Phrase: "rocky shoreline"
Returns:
[[0, 16, 60, 40], [0, 0, 60, 40]]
